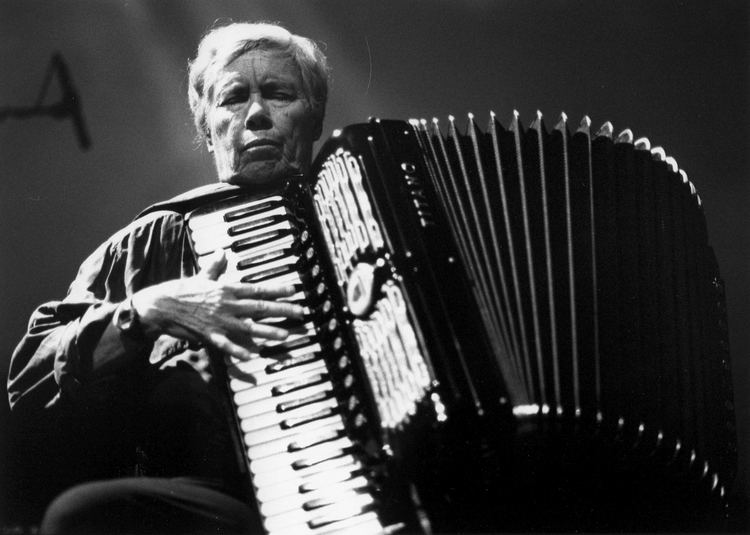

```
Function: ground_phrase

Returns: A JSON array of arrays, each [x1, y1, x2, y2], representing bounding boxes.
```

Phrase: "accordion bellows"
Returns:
[[189, 110, 737, 533], [311, 111, 737, 530]]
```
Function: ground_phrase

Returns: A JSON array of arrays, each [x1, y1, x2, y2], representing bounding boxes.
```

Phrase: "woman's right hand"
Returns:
[[131, 249, 304, 361]]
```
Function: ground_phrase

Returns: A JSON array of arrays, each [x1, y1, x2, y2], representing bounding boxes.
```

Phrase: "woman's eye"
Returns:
[[218, 89, 246, 106], [265, 87, 295, 101]]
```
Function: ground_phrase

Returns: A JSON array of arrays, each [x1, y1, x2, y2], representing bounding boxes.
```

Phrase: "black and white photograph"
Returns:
[[1, 1, 747, 533]]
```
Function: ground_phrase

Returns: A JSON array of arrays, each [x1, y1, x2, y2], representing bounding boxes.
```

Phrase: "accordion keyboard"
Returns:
[[187, 191, 386, 535]]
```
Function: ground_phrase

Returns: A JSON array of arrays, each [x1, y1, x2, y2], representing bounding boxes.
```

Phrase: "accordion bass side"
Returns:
[[188, 110, 737, 533]]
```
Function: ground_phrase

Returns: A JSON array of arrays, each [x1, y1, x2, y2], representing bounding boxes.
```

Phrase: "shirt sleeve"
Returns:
[[7, 209, 198, 414]]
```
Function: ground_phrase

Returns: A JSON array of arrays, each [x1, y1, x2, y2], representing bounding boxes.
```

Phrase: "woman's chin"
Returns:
[[222, 163, 286, 187]]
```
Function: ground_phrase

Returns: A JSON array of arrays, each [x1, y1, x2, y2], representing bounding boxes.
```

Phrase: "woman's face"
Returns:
[[205, 49, 320, 186]]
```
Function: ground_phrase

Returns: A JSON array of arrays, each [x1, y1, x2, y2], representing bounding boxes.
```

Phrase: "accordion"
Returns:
[[186, 110, 737, 533]]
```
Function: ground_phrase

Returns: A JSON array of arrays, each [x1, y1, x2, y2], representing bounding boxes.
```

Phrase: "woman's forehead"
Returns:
[[214, 49, 301, 85]]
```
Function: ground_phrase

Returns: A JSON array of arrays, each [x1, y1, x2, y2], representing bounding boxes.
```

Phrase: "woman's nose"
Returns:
[[245, 99, 272, 131]]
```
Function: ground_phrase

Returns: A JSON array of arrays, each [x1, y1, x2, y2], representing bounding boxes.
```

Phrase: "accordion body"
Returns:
[[186, 111, 737, 533]]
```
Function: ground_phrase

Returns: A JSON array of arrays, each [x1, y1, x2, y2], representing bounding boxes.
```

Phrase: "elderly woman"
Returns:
[[8, 22, 328, 534]]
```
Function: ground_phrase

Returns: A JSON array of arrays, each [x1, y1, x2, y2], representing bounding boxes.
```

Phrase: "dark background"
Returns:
[[1, 0, 747, 529]]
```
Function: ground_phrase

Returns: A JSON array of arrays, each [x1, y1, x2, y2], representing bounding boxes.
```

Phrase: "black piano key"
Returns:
[[232, 228, 295, 252], [277, 389, 333, 413], [292, 447, 353, 471], [307, 501, 374, 531], [288, 428, 344, 452], [265, 347, 320, 371], [298, 467, 366, 494], [236, 247, 290, 269], [282, 407, 337, 430], [240, 262, 297, 283], [272, 373, 329, 396], [224, 198, 284, 221], [229, 213, 288, 236]]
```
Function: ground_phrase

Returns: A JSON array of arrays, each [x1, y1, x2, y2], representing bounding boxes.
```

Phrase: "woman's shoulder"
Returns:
[[98, 183, 242, 250], [135, 183, 244, 220]]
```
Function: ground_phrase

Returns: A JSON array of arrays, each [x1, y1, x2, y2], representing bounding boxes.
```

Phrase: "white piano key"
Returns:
[[228, 343, 321, 376], [226, 335, 319, 373], [263, 322, 317, 346], [259, 475, 371, 517], [262, 490, 374, 532], [229, 353, 325, 393], [192, 220, 295, 255], [265, 511, 382, 535], [187, 195, 287, 230], [230, 364, 326, 400], [255, 459, 362, 503], [243, 412, 344, 448], [296, 464, 365, 494], [234, 378, 331, 413], [237, 395, 338, 429], [236, 252, 299, 277], [251, 453, 359, 491], [279, 290, 307, 304], [232, 258, 300, 284], [227, 233, 297, 260], [266, 513, 382, 535], [317, 512, 384, 535], [196, 236, 298, 275], [307, 494, 376, 529], [249, 436, 353, 476], [190, 203, 288, 233], [245, 419, 343, 460], [196, 240, 298, 277], [221, 263, 301, 286], [220, 248, 299, 282], [226, 355, 273, 376], [230, 242, 290, 266], [240, 270, 304, 288]]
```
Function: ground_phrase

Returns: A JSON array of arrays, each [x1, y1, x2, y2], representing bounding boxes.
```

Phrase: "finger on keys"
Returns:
[[247, 320, 291, 340], [231, 282, 297, 299], [208, 332, 255, 361], [225, 360, 258, 385], [232, 299, 305, 319], [199, 249, 228, 280]]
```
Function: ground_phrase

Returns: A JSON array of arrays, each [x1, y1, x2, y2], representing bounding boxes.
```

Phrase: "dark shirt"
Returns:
[[7, 183, 248, 494]]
